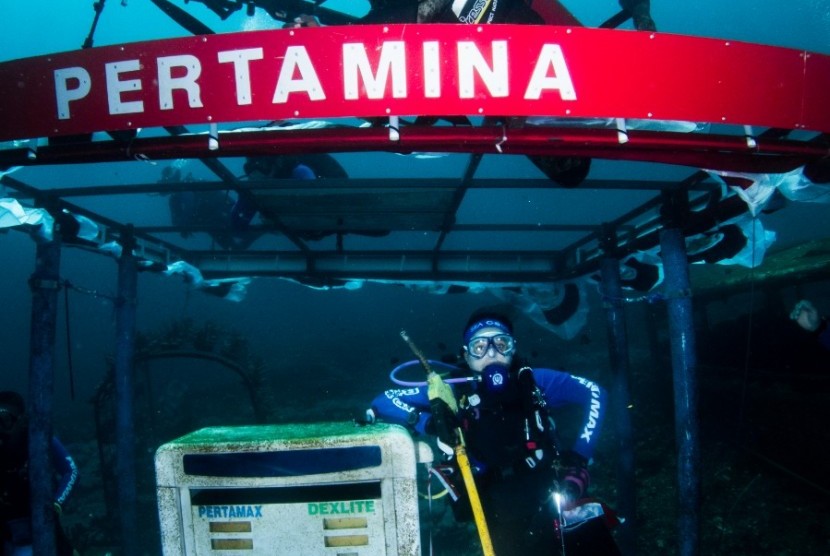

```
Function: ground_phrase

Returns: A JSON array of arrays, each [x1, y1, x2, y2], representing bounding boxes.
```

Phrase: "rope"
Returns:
[[60, 279, 116, 400], [63, 280, 117, 302], [426, 463, 434, 556]]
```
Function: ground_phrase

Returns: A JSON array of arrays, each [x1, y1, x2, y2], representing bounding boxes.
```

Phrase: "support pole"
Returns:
[[27, 236, 61, 556], [115, 227, 139, 556], [599, 224, 636, 555], [659, 192, 701, 556]]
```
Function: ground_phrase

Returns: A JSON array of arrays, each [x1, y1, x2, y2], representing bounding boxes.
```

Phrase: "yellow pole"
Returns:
[[454, 434, 496, 556], [400, 330, 496, 556]]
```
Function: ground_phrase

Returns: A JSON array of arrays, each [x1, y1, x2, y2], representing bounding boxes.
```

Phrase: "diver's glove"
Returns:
[[559, 450, 591, 509], [426, 372, 459, 456], [427, 371, 458, 412]]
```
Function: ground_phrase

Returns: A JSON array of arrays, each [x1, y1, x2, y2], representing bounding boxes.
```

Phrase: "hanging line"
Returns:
[[427, 463, 434, 556], [61, 280, 118, 400], [601, 290, 678, 305], [63, 280, 117, 302]]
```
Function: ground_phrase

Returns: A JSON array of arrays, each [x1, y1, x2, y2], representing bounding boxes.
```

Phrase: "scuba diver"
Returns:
[[365, 309, 620, 555], [244, 154, 392, 243], [791, 299, 830, 351], [164, 154, 349, 249], [240, 153, 350, 241], [242, 153, 348, 181], [365, 0, 654, 27], [414, 0, 544, 24], [163, 165, 257, 251], [289, 0, 543, 25], [0, 391, 78, 556]]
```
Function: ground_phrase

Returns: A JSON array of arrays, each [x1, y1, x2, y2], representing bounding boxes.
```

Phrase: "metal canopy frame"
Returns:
[[2, 122, 826, 286]]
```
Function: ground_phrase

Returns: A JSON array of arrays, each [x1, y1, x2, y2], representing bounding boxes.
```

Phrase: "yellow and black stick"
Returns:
[[400, 330, 495, 556]]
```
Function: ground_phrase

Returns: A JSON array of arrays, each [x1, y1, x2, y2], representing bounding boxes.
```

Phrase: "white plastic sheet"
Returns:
[[0, 197, 53, 240]]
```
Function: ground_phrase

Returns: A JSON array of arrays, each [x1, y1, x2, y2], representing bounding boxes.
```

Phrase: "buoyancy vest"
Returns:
[[456, 364, 558, 473]]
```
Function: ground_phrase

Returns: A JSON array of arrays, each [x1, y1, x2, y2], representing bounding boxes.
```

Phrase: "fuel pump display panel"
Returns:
[[190, 484, 386, 554]]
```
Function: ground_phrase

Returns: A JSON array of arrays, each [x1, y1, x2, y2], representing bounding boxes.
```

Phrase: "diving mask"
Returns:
[[466, 334, 515, 359]]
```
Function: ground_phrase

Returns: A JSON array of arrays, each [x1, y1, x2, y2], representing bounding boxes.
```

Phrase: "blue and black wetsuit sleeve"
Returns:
[[532, 368, 607, 462], [370, 387, 433, 435], [51, 436, 78, 507]]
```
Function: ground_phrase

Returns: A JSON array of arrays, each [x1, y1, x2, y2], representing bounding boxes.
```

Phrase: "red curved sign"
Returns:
[[0, 24, 828, 141]]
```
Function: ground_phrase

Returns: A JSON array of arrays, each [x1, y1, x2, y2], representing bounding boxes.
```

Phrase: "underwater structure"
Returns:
[[1, 1, 829, 555]]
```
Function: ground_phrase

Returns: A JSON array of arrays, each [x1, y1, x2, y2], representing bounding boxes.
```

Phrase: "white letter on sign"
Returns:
[[343, 41, 407, 100], [105, 60, 144, 115], [218, 48, 264, 105], [524, 44, 576, 101], [423, 41, 441, 98], [273, 46, 325, 103], [54, 67, 91, 120], [458, 41, 508, 99], [158, 55, 204, 110]]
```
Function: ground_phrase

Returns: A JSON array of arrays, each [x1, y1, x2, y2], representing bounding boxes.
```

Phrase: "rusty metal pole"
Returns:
[[659, 191, 701, 556], [599, 224, 636, 555], [115, 226, 139, 556], [28, 234, 61, 556]]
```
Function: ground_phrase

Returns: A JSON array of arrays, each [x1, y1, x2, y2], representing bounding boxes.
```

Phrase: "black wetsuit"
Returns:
[[363, 0, 543, 24], [430, 0, 544, 24], [452, 373, 561, 555], [362, 0, 418, 23]]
